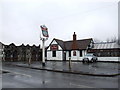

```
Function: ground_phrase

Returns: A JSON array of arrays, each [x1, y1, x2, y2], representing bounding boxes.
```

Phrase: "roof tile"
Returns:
[[54, 38, 92, 50]]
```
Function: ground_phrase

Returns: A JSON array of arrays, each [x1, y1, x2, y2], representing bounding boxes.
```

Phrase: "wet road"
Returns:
[[6, 61, 119, 75], [2, 64, 119, 88]]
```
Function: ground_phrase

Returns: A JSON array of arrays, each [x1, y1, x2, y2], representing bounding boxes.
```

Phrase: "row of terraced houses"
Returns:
[[0, 43, 42, 62]]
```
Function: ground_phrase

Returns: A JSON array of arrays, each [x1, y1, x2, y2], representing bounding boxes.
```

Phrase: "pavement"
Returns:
[[3, 61, 120, 77]]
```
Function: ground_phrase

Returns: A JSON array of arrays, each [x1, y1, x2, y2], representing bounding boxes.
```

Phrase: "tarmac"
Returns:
[[3, 61, 120, 77]]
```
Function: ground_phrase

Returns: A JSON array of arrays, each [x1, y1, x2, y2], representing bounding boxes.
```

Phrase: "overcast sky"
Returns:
[[0, 0, 119, 46]]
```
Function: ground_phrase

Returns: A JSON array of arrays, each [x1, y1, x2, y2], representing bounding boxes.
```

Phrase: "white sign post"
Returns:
[[40, 25, 49, 67], [41, 38, 46, 66]]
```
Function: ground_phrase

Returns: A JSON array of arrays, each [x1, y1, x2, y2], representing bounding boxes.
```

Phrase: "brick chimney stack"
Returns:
[[72, 32, 78, 50], [73, 32, 76, 41]]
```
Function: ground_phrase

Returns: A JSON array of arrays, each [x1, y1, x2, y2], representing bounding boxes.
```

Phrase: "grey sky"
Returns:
[[0, 0, 119, 46]]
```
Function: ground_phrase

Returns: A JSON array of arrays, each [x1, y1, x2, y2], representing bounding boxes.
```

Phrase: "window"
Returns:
[[88, 45, 91, 49], [73, 50, 76, 56], [80, 50, 82, 57], [52, 51, 56, 57], [69, 51, 71, 57]]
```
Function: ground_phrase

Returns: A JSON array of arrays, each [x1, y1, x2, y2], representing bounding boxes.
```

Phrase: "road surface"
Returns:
[[2, 64, 119, 88]]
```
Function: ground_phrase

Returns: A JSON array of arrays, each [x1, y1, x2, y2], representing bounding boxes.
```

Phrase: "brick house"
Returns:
[[4, 43, 42, 62]]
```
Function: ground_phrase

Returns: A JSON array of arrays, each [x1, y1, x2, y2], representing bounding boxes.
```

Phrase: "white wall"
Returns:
[[66, 50, 87, 61], [47, 51, 63, 60], [47, 40, 62, 50], [66, 51, 69, 60], [98, 57, 119, 62], [71, 50, 79, 60], [47, 40, 63, 60], [78, 50, 85, 61]]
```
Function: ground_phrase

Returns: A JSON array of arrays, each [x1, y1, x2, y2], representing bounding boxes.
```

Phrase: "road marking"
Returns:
[[70, 83, 95, 88], [13, 72, 32, 77], [2, 69, 32, 78], [70, 83, 105, 90]]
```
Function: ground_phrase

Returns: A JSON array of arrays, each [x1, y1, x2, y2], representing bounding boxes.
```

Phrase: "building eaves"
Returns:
[[93, 42, 120, 49]]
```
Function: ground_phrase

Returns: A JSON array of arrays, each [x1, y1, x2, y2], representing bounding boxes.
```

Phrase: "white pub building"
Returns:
[[47, 32, 94, 61]]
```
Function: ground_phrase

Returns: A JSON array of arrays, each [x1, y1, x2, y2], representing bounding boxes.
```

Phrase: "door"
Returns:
[[63, 51, 66, 61]]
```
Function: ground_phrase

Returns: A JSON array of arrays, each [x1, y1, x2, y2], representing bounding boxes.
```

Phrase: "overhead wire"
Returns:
[[41, 3, 117, 23]]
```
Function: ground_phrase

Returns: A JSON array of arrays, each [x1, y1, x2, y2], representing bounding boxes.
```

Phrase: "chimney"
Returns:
[[73, 32, 76, 41], [72, 32, 78, 50]]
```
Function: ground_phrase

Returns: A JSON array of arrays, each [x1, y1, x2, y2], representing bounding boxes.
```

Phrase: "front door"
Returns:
[[63, 51, 66, 61]]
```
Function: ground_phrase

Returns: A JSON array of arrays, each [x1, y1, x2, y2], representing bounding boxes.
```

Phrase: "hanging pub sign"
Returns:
[[50, 44, 58, 50], [40, 25, 49, 38]]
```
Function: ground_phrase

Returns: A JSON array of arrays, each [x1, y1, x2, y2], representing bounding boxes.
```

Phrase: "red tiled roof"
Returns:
[[53, 38, 93, 50]]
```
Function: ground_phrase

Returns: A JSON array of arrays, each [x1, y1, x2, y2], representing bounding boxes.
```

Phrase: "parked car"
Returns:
[[82, 53, 98, 63]]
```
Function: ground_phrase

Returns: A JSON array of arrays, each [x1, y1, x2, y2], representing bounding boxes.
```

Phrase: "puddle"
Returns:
[[2, 71, 10, 74]]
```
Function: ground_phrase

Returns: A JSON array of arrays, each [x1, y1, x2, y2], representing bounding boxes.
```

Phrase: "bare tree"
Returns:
[[93, 38, 101, 43], [106, 36, 118, 43], [111, 36, 117, 42], [106, 38, 110, 43], [118, 40, 120, 45]]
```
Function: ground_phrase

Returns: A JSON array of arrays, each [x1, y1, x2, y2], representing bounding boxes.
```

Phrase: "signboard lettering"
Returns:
[[40, 25, 49, 38], [50, 44, 58, 50]]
